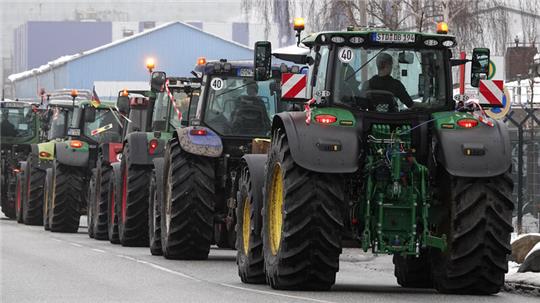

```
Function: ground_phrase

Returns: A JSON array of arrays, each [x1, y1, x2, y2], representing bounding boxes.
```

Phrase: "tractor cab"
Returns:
[[0, 100, 40, 146]]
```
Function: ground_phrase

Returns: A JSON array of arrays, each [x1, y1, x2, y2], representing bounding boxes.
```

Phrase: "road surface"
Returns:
[[0, 216, 533, 302]]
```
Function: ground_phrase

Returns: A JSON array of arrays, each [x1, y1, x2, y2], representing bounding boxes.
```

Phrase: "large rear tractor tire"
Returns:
[[148, 168, 162, 256], [43, 168, 52, 230], [118, 144, 150, 247], [22, 158, 45, 225], [15, 162, 27, 223], [431, 172, 513, 295], [2, 168, 17, 219], [87, 170, 97, 238], [94, 164, 111, 240], [262, 131, 344, 290], [393, 250, 433, 288], [236, 165, 265, 284], [108, 168, 120, 244], [161, 138, 214, 260], [49, 162, 84, 233]]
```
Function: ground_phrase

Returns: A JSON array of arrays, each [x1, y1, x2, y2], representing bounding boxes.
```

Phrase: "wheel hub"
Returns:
[[268, 163, 283, 256]]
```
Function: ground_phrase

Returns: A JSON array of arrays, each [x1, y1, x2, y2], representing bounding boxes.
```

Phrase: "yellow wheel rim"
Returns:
[[268, 163, 283, 255], [242, 196, 251, 255]]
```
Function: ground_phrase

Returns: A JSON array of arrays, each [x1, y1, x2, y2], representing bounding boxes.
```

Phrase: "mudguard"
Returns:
[[241, 154, 267, 233], [37, 141, 55, 161], [55, 140, 89, 167], [101, 142, 123, 165], [435, 119, 511, 177], [125, 132, 165, 165], [273, 112, 360, 173], [176, 126, 223, 158]]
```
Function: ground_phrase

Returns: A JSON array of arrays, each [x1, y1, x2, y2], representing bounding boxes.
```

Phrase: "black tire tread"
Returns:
[[49, 162, 83, 233], [94, 165, 111, 240]]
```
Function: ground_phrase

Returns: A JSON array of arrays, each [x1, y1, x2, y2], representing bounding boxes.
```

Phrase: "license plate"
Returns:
[[373, 32, 415, 43]]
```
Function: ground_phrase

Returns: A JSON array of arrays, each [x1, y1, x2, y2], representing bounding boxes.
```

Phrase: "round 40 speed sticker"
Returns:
[[338, 47, 354, 63], [210, 77, 224, 91]]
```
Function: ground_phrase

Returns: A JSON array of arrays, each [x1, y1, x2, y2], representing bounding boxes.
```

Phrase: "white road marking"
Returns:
[[91, 248, 105, 253], [219, 283, 338, 303], [111, 254, 200, 282], [51, 238, 63, 242], [69, 243, 83, 247]]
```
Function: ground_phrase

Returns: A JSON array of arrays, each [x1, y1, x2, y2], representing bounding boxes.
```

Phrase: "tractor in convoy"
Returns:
[[18, 93, 77, 227], [0, 100, 40, 219], [44, 90, 123, 233], [150, 59, 298, 260], [106, 75, 199, 247], [235, 19, 513, 295]]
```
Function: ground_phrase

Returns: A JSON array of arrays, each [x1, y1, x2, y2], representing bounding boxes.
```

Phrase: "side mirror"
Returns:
[[117, 96, 130, 113], [254, 41, 272, 81], [151, 71, 167, 92], [470, 48, 490, 87], [84, 107, 96, 123]]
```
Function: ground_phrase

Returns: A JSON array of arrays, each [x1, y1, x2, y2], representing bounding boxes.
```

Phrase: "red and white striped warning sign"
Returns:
[[479, 80, 503, 107], [281, 73, 307, 99]]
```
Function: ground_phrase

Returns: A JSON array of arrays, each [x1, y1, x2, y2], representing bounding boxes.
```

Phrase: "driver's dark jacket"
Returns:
[[364, 75, 414, 107]]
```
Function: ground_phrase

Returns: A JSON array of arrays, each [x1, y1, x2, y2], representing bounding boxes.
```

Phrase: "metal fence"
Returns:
[[505, 82, 540, 234]]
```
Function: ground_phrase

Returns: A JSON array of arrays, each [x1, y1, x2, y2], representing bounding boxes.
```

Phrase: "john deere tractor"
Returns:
[[107, 78, 199, 247], [1, 100, 40, 219], [153, 59, 296, 260], [45, 90, 122, 233], [236, 22, 513, 295]]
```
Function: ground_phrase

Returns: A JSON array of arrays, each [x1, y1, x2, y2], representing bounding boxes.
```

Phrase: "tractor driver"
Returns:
[[231, 82, 271, 134], [1, 110, 17, 137], [361, 53, 414, 108]]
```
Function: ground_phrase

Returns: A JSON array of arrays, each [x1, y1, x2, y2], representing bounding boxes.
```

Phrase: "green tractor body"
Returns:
[[43, 90, 123, 232], [153, 60, 296, 259], [237, 28, 513, 294], [1, 100, 41, 219]]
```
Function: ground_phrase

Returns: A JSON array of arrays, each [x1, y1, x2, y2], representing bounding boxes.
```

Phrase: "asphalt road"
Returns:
[[0, 216, 534, 303]]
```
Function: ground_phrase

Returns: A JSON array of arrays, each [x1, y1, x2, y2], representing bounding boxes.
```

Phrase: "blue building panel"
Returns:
[[11, 22, 253, 99]]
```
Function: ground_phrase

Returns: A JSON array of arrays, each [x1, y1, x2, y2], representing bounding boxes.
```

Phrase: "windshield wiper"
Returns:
[[345, 48, 388, 82]]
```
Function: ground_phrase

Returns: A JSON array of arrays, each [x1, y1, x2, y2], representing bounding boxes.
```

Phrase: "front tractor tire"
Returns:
[[148, 168, 162, 256], [160, 138, 214, 260], [393, 250, 433, 288], [432, 172, 514, 295], [15, 162, 28, 223], [93, 164, 112, 240], [262, 131, 344, 290], [118, 144, 150, 247], [236, 165, 265, 284], [49, 161, 84, 233], [108, 168, 120, 244], [43, 168, 53, 230]]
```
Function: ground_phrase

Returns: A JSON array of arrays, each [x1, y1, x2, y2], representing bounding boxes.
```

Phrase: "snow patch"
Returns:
[[525, 242, 540, 260]]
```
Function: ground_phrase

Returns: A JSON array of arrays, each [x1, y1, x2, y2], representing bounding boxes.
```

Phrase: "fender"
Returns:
[[101, 142, 123, 165], [55, 140, 89, 167], [37, 141, 55, 161], [125, 132, 165, 165], [175, 126, 223, 158], [273, 112, 360, 173], [435, 117, 511, 178], [240, 154, 267, 233]]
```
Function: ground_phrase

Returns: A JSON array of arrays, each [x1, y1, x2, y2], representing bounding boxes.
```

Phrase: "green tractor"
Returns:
[[236, 24, 513, 295], [1, 100, 41, 219], [17, 95, 77, 227], [44, 90, 123, 233], [107, 79, 199, 247], [152, 59, 296, 259]]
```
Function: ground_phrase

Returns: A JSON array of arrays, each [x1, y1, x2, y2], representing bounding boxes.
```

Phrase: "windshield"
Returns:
[[333, 47, 447, 112], [83, 108, 122, 143], [48, 107, 72, 140], [0, 107, 35, 138], [203, 76, 277, 137], [153, 88, 198, 130]]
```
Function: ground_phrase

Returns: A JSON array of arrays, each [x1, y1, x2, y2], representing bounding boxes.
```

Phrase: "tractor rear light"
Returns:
[[314, 114, 337, 124], [190, 129, 207, 136], [457, 118, 478, 128], [13, 168, 20, 173], [70, 140, 83, 148], [148, 139, 159, 155], [39, 151, 51, 158]]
